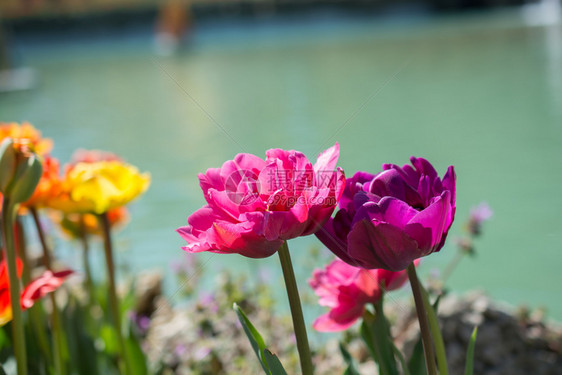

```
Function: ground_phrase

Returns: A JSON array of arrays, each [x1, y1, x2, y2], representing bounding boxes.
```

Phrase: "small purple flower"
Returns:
[[470, 202, 492, 223], [193, 347, 211, 360], [129, 311, 151, 334], [316, 157, 456, 271], [175, 343, 188, 357], [467, 202, 492, 236], [198, 293, 218, 313]]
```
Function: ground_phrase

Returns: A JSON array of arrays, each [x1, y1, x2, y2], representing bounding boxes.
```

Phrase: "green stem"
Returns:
[[420, 284, 449, 375], [29, 208, 53, 268], [16, 216, 52, 366], [28, 300, 53, 369], [441, 250, 464, 285], [50, 299, 65, 374], [373, 301, 398, 375], [1, 199, 27, 375], [407, 263, 437, 375], [30, 207, 66, 375], [277, 241, 313, 375], [15, 218, 30, 285], [79, 216, 95, 313], [99, 212, 132, 375]]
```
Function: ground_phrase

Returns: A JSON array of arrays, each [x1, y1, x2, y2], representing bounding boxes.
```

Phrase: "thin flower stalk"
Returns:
[[79, 216, 96, 314], [1, 198, 28, 375], [30, 207, 67, 375], [15, 216, 52, 364], [99, 212, 133, 375], [407, 263, 437, 375], [278, 241, 313, 375]]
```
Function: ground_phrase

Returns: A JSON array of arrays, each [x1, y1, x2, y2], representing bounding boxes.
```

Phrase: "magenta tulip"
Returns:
[[177, 144, 345, 258], [309, 258, 411, 332], [316, 157, 456, 271]]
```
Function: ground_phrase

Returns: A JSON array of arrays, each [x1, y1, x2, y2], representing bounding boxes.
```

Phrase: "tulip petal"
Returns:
[[312, 299, 364, 332], [317, 219, 361, 266], [442, 166, 456, 224], [21, 270, 73, 310], [370, 169, 423, 207], [263, 210, 308, 241], [198, 168, 224, 196], [382, 163, 419, 188], [442, 166, 456, 202], [232, 153, 267, 172], [347, 220, 419, 271], [313, 143, 340, 175], [405, 191, 451, 251], [353, 197, 419, 230], [375, 267, 410, 292], [410, 156, 438, 182]]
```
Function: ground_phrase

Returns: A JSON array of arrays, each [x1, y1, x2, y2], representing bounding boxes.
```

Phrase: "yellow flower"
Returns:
[[48, 161, 150, 214]]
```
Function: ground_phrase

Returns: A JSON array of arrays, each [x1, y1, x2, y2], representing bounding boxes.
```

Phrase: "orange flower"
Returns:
[[0, 122, 52, 156], [69, 149, 121, 165]]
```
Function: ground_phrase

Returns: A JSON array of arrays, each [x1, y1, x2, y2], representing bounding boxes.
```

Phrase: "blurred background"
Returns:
[[1, 0, 561, 325]]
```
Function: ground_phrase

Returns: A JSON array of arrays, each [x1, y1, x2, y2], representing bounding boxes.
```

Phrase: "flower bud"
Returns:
[[0, 138, 17, 193], [10, 154, 43, 204], [0, 138, 43, 204]]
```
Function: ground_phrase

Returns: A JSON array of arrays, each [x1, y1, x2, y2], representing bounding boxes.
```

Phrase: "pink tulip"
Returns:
[[316, 157, 456, 271], [309, 258, 411, 332], [177, 144, 345, 258]]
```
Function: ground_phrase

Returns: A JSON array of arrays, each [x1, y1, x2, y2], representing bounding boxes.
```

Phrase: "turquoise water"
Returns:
[[2, 10, 562, 321]]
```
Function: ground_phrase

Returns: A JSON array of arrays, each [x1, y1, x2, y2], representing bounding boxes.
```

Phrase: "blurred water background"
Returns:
[[1, 4, 561, 326]]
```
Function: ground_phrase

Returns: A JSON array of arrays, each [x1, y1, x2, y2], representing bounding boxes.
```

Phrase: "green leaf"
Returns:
[[390, 341, 411, 375], [407, 338, 427, 375], [125, 334, 148, 375], [464, 327, 478, 375], [373, 302, 399, 375], [360, 319, 378, 361], [360, 303, 399, 375], [61, 297, 101, 375], [0, 326, 11, 350], [263, 349, 288, 375], [339, 342, 360, 375], [100, 324, 120, 355], [233, 303, 270, 374]]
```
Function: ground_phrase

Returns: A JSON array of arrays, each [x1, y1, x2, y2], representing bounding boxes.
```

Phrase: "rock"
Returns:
[[391, 291, 562, 375], [134, 271, 163, 317]]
